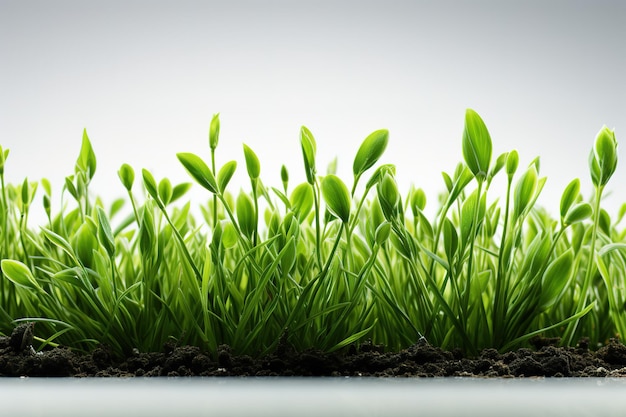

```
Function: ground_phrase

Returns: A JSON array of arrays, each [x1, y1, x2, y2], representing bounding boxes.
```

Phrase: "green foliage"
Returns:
[[321, 175, 351, 224], [0, 110, 623, 359], [1, 259, 41, 291], [217, 161, 237, 193], [76, 129, 97, 180], [177, 153, 219, 194], [353, 129, 389, 184], [300, 126, 317, 185], [209, 113, 220, 150], [462, 109, 492, 182], [243, 144, 261, 180], [590, 126, 618, 187], [118, 164, 135, 191]]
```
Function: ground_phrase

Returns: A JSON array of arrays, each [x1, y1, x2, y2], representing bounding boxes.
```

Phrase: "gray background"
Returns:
[[1, 0, 625, 221]]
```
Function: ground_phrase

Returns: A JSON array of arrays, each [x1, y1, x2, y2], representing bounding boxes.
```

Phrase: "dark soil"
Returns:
[[2, 332, 626, 377]]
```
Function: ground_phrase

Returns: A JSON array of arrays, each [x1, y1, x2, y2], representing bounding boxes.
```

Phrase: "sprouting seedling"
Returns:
[[118, 163, 140, 222], [243, 143, 261, 246], [321, 174, 351, 225], [1, 112, 625, 358], [209, 113, 220, 226], [462, 109, 492, 184], [300, 125, 322, 269], [352, 129, 389, 195], [460, 109, 492, 311], [74, 129, 97, 215], [320, 174, 352, 271], [280, 165, 289, 194], [565, 125, 618, 344]]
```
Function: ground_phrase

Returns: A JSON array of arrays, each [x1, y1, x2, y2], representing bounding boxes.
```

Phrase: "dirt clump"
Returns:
[[1, 334, 626, 377]]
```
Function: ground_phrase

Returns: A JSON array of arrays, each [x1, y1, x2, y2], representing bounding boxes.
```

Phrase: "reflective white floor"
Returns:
[[1, 377, 624, 417]]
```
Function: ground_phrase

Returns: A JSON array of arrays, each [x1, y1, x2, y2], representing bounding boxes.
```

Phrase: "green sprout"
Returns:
[[0, 111, 622, 359]]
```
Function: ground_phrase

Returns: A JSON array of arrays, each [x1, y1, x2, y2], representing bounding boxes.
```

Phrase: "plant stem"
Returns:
[[211, 149, 217, 228], [493, 176, 513, 345], [463, 180, 484, 344], [564, 186, 603, 345], [312, 181, 322, 271]]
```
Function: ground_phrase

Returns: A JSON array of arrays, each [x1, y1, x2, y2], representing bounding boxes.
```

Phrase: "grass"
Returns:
[[0, 109, 624, 358]]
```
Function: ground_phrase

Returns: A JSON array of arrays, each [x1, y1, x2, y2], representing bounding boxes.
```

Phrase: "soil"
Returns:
[[2, 333, 626, 378]]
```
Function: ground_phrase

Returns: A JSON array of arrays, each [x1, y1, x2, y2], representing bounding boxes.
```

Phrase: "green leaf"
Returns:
[[300, 126, 317, 185], [177, 152, 219, 194], [141, 169, 161, 204], [76, 129, 97, 180], [0, 146, 8, 175], [460, 189, 486, 244], [222, 221, 239, 249], [216, 161, 237, 193], [462, 109, 492, 182], [365, 164, 396, 190], [489, 152, 508, 180], [139, 205, 156, 258], [96, 206, 116, 257], [271, 187, 290, 209], [376, 173, 399, 221], [290, 182, 314, 222], [513, 165, 538, 221], [236, 191, 256, 240], [1, 259, 41, 291], [540, 249, 574, 309], [618, 203, 626, 224], [43, 194, 51, 216], [118, 164, 135, 191], [41, 178, 51, 196], [209, 113, 220, 150], [443, 217, 458, 262], [506, 150, 519, 177], [409, 187, 426, 217], [72, 220, 98, 267], [158, 178, 173, 206], [353, 129, 389, 179], [590, 125, 618, 187], [560, 178, 580, 220], [564, 203, 592, 226], [599, 208, 611, 236], [447, 164, 474, 204], [64, 176, 79, 201], [243, 144, 261, 180], [327, 157, 338, 176], [41, 228, 79, 264], [441, 171, 453, 192], [280, 165, 289, 189], [321, 174, 351, 224], [374, 221, 391, 246], [21, 177, 30, 207], [170, 182, 192, 203]]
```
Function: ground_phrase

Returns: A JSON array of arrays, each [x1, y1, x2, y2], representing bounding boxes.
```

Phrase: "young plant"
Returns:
[[0, 112, 621, 360]]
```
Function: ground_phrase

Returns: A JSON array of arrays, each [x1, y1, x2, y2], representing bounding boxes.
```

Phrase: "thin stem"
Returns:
[[127, 191, 139, 225], [312, 181, 322, 271], [211, 149, 217, 228], [160, 207, 203, 283], [463, 180, 484, 336], [493, 176, 513, 345], [564, 185, 603, 345], [0, 173, 7, 304], [251, 179, 259, 247]]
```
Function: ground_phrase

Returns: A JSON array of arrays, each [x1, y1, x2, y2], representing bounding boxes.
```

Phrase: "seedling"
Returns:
[[0, 111, 621, 358]]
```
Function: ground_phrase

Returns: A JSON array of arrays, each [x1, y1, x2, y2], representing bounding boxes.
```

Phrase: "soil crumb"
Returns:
[[1, 335, 626, 377]]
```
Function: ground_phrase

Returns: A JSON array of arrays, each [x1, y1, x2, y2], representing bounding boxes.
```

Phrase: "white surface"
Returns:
[[1, 1, 625, 223], [1, 378, 624, 417]]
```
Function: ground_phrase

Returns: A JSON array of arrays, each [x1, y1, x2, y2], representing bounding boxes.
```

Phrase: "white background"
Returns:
[[1, 0, 625, 223]]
